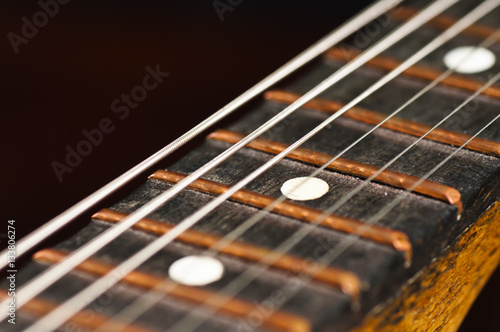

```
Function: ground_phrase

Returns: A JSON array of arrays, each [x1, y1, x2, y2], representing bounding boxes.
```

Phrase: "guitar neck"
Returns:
[[4, 0, 500, 331]]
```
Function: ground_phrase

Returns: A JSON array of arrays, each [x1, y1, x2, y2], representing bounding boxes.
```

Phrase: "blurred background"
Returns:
[[1, 0, 498, 330]]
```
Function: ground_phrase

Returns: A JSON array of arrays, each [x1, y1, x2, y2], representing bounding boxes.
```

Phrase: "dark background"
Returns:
[[1, 0, 498, 330]]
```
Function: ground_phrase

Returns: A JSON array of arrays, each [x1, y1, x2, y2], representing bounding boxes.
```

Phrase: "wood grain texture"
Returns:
[[351, 200, 500, 332]]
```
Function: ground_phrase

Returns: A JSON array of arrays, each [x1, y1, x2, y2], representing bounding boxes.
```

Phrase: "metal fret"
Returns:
[[265, 90, 500, 157], [33, 249, 311, 332], [92, 208, 363, 297], [208, 130, 463, 213], [393, 6, 500, 41], [148, 170, 412, 263], [326, 47, 500, 99]]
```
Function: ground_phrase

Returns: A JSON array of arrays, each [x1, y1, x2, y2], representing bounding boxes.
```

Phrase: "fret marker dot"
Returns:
[[281, 177, 329, 201], [443, 46, 496, 74], [169, 255, 224, 286]]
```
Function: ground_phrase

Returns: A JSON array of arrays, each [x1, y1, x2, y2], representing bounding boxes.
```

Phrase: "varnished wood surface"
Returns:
[[208, 129, 463, 213], [92, 207, 363, 297], [264, 90, 500, 157], [34, 249, 312, 332], [352, 200, 500, 332]]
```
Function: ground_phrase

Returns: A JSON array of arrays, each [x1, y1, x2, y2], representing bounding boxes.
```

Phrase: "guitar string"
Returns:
[[5, 0, 455, 322], [0, 0, 403, 272], [22, 1, 499, 331], [98, 27, 500, 332], [183, 103, 500, 332]]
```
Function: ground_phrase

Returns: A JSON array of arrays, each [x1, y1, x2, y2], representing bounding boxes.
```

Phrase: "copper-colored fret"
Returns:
[[148, 170, 412, 264], [392, 6, 500, 41], [264, 90, 500, 157], [93, 208, 364, 296], [326, 47, 500, 100], [0, 290, 151, 332], [34, 249, 311, 332], [208, 130, 463, 214]]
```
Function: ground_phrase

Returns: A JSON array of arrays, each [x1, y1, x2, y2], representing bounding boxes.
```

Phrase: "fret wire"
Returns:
[[101, 13, 500, 332], [393, 5, 500, 40], [326, 47, 500, 99], [10, 0, 454, 325], [23, 1, 500, 331], [265, 90, 500, 157], [0, 0, 403, 273]]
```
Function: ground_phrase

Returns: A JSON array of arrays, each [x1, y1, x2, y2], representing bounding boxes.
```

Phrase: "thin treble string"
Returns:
[[98, 27, 500, 331], [0, 1, 403, 273], [169, 70, 500, 332], [7, 0, 454, 323], [23, 1, 497, 331]]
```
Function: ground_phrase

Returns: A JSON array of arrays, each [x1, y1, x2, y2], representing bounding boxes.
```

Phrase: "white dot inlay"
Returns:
[[168, 255, 224, 286], [280, 177, 329, 201], [443, 46, 496, 74]]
